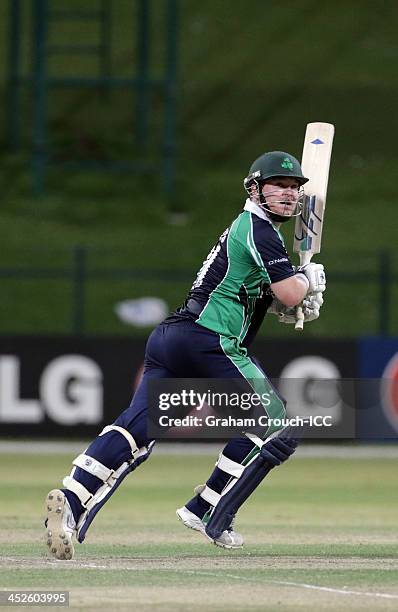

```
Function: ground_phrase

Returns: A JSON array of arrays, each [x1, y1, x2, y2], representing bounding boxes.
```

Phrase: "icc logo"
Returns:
[[381, 353, 398, 432]]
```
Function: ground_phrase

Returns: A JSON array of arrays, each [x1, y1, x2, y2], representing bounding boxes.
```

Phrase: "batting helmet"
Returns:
[[245, 151, 308, 186]]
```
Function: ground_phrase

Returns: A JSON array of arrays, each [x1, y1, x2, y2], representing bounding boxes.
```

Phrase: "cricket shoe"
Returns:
[[176, 505, 244, 549], [45, 489, 76, 560]]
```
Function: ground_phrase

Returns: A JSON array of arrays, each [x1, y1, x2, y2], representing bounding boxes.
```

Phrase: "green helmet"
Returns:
[[246, 151, 308, 185]]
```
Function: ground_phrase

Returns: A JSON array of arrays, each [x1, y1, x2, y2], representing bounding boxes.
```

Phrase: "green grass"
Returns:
[[1, 451, 398, 609], [0, 1, 397, 336]]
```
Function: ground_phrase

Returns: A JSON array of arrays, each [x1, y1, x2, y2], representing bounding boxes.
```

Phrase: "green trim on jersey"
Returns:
[[196, 212, 271, 340]]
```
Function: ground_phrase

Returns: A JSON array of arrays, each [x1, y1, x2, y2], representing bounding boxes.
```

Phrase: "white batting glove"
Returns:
[[296, 262, 326, 293], [268, 292, 323, 324], [301, 292, 323, 321]]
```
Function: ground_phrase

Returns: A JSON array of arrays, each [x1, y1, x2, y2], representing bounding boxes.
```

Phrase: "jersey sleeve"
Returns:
[[251, 216, 295, 283]]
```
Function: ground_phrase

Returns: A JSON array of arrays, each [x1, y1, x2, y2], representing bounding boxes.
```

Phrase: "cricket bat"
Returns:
[[293, 122, 335, 330]]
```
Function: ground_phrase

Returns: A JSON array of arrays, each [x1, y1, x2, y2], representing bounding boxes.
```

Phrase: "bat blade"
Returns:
[[293, 122, 334, 331], [293, 122, 334, 257]]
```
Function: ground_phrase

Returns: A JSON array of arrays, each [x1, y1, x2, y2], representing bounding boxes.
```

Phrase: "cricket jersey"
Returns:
[[170, 199, 295, 347]]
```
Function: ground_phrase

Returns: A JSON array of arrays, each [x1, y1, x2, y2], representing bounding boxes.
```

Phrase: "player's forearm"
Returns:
[[270, 275, 308, 308]]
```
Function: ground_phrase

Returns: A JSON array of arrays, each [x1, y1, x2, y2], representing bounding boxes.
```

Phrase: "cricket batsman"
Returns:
[[45, 151, 326, 559]]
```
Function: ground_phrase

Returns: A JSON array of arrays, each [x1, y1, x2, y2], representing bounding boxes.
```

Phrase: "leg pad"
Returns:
[[205, 427, 299, 541]]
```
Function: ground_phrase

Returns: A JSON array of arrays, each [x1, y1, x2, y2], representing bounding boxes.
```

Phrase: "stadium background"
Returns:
[[1, 2, 398, 610]]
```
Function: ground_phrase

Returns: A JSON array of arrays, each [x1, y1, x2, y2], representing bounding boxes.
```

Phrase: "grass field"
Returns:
[[1, 448, 398, 610]]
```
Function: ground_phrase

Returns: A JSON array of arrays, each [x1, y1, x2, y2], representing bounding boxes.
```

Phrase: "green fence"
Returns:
[[0, 247, 396, 337], [6, 0, 179, 196]]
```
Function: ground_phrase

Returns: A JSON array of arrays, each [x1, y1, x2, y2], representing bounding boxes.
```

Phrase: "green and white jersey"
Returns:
[[174, 199, 296, 347]]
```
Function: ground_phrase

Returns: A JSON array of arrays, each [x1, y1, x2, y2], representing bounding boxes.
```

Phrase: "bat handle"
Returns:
[[295, 306, 305, 331], [295, 251, 312, 331]]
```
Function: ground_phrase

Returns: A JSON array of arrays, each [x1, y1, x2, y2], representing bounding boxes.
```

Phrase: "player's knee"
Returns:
[[260, 436, 298, 466]]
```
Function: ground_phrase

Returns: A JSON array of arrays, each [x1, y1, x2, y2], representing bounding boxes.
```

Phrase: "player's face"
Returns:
[[261, 177, 300, 217]]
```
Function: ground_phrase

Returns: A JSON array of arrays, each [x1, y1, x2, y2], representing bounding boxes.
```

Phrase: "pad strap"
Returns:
[[99, 425, 139, 458], [199, 485, 221, 506], [72, 454, 113, 482], [62, 476, 93, 506], [216, 453, 245, 478], [64, 428, 150, 510]]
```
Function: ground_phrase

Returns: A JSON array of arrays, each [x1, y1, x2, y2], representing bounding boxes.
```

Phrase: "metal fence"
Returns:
[[6, 0, 179, 195], [0, 247, 396, 336]]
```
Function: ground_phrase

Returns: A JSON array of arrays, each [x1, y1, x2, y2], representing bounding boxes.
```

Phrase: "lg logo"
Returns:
[[0, 355, 103, 425]]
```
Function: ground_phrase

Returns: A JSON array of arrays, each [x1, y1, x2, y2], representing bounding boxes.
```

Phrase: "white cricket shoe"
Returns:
[[45, 489, 76, 560], [176, 505, 244, 549]]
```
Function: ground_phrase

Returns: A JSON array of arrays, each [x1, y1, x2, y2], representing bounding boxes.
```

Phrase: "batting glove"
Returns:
[[296, 262, 326, 293], [268, 292, 323, 324]]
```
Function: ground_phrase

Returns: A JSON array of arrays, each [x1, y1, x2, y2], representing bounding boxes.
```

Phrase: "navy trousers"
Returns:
[[65, 319, 281, 522]]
